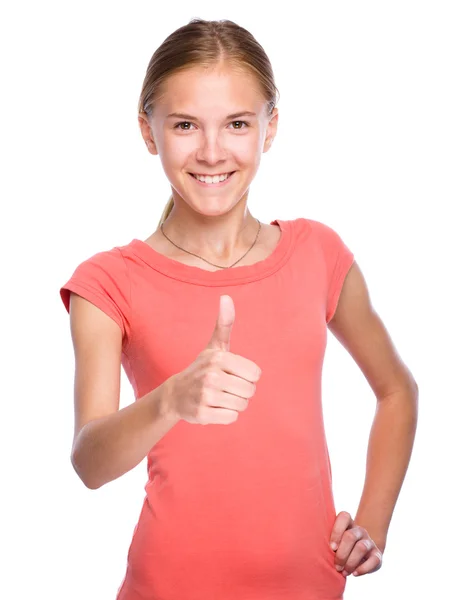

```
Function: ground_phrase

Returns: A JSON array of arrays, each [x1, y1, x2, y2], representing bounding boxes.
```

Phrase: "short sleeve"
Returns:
[[309, 219, 355, 324], [59, 246, 132, 345]]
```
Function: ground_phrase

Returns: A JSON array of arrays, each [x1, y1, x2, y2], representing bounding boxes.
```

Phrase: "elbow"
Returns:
[[70, 424, 106, 490], [70, 450, 102, 490]]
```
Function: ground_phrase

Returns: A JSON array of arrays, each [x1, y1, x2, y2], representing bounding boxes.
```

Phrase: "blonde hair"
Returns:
[[158, 195, 174, 226], [137, 18, 280, 229]]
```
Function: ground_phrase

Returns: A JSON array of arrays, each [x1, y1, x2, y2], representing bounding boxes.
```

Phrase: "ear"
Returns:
[[264, 107, 279, 152], [138, 112, 158, 155]]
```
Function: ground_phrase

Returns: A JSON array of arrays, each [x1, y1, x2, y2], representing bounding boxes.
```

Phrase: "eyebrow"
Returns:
[[166, 111, 257, 120]]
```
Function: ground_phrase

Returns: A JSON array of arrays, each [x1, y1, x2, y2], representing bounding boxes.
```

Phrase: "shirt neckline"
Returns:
[[127, 219, 293, 286]]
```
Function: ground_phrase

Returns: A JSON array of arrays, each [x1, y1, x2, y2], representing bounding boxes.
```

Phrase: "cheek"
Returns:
[[230, 139, 260, 164], [162, 137, 188, 162]]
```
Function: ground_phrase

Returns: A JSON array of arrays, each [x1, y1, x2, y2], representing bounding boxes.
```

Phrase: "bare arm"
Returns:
[[72, 380, 179, 489], [328, 261, 419, 551], [353, 385, 418, 552], [67, 292, 180, 490]]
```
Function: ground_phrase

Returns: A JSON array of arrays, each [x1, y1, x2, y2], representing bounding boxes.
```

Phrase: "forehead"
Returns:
[[155, 66, 266, 117]]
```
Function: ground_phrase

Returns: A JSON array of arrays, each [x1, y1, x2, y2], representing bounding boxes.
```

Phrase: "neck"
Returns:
[[160, 205, 261, 262]]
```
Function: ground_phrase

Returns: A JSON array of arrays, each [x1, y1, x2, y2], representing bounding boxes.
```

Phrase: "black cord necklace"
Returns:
[[160, 218, 262, 269]]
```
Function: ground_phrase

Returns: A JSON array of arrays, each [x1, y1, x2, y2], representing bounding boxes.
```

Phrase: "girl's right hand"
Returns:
[[165, 295, 262, 425]]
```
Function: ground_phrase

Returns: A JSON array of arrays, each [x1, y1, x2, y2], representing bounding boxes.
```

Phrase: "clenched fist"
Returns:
[[165, 295, 262, 425]]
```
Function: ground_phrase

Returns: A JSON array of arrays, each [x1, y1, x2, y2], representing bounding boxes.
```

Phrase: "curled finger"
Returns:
[[353, 550, 383, 577]]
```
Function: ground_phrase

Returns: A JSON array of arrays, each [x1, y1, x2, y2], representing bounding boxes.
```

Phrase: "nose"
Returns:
[[195, 131, 227, 165]]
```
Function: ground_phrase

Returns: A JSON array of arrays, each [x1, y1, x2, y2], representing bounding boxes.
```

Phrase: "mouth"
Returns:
[[188, 171, 236, 187]]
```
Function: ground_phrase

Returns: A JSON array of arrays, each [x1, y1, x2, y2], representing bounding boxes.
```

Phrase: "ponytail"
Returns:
[[157, 195, 174, 228]]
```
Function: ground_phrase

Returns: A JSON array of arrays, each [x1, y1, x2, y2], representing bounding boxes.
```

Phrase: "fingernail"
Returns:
[[335, 565, 344, 571], [330, 542, 338, 551], [342, 570, 349, 577]]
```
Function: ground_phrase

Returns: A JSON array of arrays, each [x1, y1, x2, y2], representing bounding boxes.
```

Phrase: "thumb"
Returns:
[[207, 295, 235, 352]]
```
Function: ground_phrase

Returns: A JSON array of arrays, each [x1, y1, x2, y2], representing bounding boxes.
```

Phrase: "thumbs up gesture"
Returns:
[[165, 295, 262, 425]]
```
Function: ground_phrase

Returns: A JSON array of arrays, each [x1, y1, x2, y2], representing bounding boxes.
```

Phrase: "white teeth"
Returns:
[[193, 172, 231, 184]]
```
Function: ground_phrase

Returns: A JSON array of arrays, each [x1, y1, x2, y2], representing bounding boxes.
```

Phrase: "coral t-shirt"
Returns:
[[59, 217, 354, 600]]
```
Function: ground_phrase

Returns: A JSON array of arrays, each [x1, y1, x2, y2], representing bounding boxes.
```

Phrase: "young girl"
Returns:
[[59, 18, 418, 600]]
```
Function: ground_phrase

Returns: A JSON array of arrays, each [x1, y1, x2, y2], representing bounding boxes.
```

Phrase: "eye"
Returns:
[[174, 121, 194, 130], [173, 120, 249, 131], [229, 121, 249, 129]]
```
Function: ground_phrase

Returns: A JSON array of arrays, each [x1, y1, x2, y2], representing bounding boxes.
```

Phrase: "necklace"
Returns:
[[160, 218, 262, 269]]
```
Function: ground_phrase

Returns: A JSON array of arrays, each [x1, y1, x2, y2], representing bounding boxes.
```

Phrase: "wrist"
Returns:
[[159, 375, 181, 423]]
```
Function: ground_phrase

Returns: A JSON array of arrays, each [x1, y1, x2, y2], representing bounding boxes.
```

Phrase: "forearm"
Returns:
[[353, 384, 419, 552], [71, 377, 180, 489]]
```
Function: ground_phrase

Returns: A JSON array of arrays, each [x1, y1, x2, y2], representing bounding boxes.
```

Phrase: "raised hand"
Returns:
[[165, 295, 262, 425]]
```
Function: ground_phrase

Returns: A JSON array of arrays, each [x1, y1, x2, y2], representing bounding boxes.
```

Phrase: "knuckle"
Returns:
[[201, 385, 215, 405], [210, 349, 223, 367], [238, 399, 248, 412], [353, 526, 364, 538], [356, 539, 373, 552], [365, 538, 374, 550], [203, 369, 219, 387], [197, 408, 208, 424], [343, 529, 358, 543]]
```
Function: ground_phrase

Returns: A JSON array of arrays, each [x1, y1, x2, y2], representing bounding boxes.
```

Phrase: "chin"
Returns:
[[192, 199, 241, 216]]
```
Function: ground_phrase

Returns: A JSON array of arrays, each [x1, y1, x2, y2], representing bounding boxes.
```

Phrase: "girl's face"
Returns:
[[139, 64, 278, 216]]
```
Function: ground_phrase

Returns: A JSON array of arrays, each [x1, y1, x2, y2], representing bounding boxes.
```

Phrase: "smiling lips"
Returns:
[[190, 171, 235, 185]]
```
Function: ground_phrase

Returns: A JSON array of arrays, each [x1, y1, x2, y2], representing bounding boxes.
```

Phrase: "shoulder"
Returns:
[[301, 217, 340, 238], [283, 216, 349, 250], [68, 245, 128, 281], [281, 216, 337, 233], [60, 244, 130, 319], [297, 217, 352, 253]]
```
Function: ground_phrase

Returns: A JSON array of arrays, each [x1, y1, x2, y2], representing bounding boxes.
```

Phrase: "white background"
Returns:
[[2, 1, 456, 598]]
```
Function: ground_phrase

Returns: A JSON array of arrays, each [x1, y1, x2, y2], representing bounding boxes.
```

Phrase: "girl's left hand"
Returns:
[[329, 511, 384, 578]]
